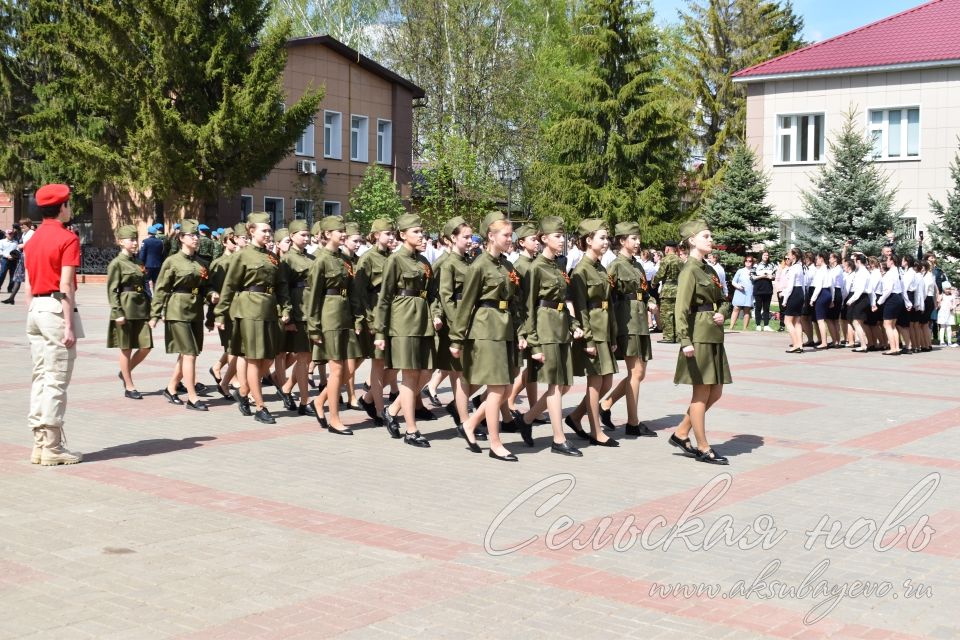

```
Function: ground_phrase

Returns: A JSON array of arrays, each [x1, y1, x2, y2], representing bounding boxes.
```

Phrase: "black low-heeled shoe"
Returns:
[[564, 415, 590, 440], [599, 408, 617, 431], [551, 441, 583, 457], [458, 425, 482, 453], [260, 376, 275, 388], [489, 450, 518, 462], [209, 367, 222, 385], [358, 396, 378, 420], [388, 391, 399, 402], [327, 424, 354, 436], [669, 433, 699, 457], [163, 389, 183, 405], [474, 425, 488, 441], [383, 409, 402, 438], [421, 388, 442, 408], [785, 347, 803, 353], [124, 389, 143, 400], [519, 418, 534, 447], [237, 397, 252, 417], [414, 407, 436, 421], [625, 422, 657, 437], [696, 447, 729, 465], [315, 414, 329, 429], [588, 435, 620, 447], [217, 384, 234, 400], [186, 399, 209, 412], [254, 407, 276, 424], [298, 403, 317, 416], [278, 391, 297, 412], [471, 395, 483, 411], [404, 430, 430, 448], [445, 401, 462, 427]]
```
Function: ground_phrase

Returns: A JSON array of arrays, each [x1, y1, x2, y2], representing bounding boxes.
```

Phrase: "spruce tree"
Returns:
[[927, 145, 960, 280], [703, 145, 777, 271], [349, 165, 406, 232], [799, 111, 906, 256], [21, 1, 323, 217], [529, 0, 685, 236]]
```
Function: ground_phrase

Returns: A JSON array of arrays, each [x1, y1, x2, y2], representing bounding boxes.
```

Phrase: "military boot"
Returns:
[[31, 428, 44, 464], [40, 426, 83, 466]]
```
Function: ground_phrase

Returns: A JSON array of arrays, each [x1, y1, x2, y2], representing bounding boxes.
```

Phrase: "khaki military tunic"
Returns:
[[608, 254, 653, 362], [434, 250, 470, 372], [674, 256, 732, 385], [304, 247, 353, 361], [450, 251, 523, 385], [214, 246, 289, 360], [207, 250, 234, 347], [280, 247, 315, 353], [654, 252, 682, 341], [522, 254, 579, 385], [354, 246, 390, 359], [150, 252, 210, 355], [343, 251, 364, 359], [374, 245, 436, 370], [106, 253, 153, 349], [570, 255, 618, 376]]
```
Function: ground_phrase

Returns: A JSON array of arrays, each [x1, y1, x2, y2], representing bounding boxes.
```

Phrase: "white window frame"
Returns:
[[264, 197, 284, 229], [323, 110, 342, 160], [868, 106, 921, 161], [376, 119, 392, 165], [774, 112, 825, 165], [294, 199, 313, 221], [323, 201, 341, 216], [350, 115, 369, 162], [240, 195, 253, 221], [295, 119, 315, 157]]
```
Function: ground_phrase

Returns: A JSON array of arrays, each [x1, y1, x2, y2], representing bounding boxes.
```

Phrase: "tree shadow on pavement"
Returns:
[[83, 436, 216, 462]]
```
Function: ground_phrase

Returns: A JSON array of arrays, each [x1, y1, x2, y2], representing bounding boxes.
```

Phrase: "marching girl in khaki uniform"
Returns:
[[277, 220, 316, 416], [209, 223, 246, 398], [565, 219, 619, 447], [355, 219, 396, 426], [340, 222, 365, 410], [214, 213, 290, 425], [449, 217, 524, 461], [270, 228, 292, 393], [507, 225, 540, 416], [107, 225, 153, 400], [598, 222, 657, 437], [304, 216, 355, 435], [669, 219, 731, 465], [515, 216, 584, 457], [149, 219, 212, 411], [433, 217, 472, 429], [374, 214, 440, 448]]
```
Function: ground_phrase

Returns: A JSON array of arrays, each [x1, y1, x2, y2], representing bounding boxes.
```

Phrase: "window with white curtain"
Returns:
[[869, 108, 920, 159], [776, 113, 825, 164]]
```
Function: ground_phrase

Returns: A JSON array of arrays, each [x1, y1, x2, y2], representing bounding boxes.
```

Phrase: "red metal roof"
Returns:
[[734, 0, 960, 79]]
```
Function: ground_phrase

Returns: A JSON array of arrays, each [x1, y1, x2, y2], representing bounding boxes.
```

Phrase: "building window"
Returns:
[[323, 201, 341, 216], [294, 199, 313, 222], [295, 119, 315, 156], [776, 113, 825, 164], [376, 120, 392, 164], [901, 217, 917, 240], [323, 111, 342, 159], [264, 197, 284, 229], [869, 108, 920, 159], [240, 195, 253, 221], [350, 115, 369, 162]]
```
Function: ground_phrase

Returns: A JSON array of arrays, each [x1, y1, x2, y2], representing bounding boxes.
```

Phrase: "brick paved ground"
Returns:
[[1, 283, 957, 639]]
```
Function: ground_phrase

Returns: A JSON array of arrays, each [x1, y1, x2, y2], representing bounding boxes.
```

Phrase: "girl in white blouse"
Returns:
[[874, 253, 910, 355], [845, 254, 871, 352], [810, 253, 834, 348], [901, 256, 921, 353], [781, 248, 806, 352]]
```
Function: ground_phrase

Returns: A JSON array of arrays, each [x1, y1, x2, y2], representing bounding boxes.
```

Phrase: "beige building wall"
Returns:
[[743, 65, 960, 244]]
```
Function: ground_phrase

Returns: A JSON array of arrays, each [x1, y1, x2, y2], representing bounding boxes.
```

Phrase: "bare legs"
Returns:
[[785, 316, 803, 350], [120, 347, 151, 391], [568, 373, 613, 442], [600, 356, 646, 426], [674, 383, 724, 453], [462, 385, 512, 457]]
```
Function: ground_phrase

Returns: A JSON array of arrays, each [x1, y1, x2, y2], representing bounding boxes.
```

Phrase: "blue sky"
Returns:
[[653, 0, 922, 43]]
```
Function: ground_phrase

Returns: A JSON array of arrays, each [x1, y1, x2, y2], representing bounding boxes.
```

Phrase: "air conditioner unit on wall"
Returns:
[[297, 160, 318, 175]]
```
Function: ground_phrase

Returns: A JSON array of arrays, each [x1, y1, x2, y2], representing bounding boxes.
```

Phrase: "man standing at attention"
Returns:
[[24, 184, 84, 465], [139, 223, 165, 295], [654, 241, 682, 343]]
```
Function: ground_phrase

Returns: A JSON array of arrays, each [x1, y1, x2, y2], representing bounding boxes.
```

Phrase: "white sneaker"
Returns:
[[950, 343, 958, 348], [755, 326, 762, 331], [763, 326, 774, 332]]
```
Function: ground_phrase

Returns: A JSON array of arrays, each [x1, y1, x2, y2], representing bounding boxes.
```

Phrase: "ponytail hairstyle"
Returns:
[[486, 218, 512, 246], [788, 247, 802, 265], [867, 256, 880, 269], [843, 257, 856, 271], [902, 255, 916, 270], [817, 251, 830, 265]]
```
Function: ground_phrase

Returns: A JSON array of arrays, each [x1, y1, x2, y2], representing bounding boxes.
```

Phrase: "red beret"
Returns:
[[35, 184, 71, 207]]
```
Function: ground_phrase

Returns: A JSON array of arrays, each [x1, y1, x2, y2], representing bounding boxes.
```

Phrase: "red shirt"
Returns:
[[24, 219, 80, 295]]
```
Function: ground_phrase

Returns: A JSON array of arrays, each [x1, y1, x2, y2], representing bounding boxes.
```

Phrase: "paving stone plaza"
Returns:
[[1, 283, 957, 639]]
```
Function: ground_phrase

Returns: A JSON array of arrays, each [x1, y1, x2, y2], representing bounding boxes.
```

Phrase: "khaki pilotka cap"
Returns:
[[478, 211, 506, 238], [370, 218, 396, 233], [396, 213, 422, 231], [246, 212, 271, 225], [576, 218, 606, 236], [273, 228, 289, 243], [614, 221, 641, 237], [180, 219, 201, 235], [319, 215, 346, 232], [678, 219, 709, 242], [116, 225, 138, 240], [538, 216, 565, 235], [233, 222, 248, 237], [442, 216, 467, 239], [288, 220, 309, 234], [514, 224, 537, 240], [344, 222, 361, 236]]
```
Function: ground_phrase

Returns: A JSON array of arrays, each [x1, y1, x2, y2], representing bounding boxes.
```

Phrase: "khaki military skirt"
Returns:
[[674, 342, 732, 385], [229, 318, 281, 360], [463, 339, 518, 386], [345, 329, 364, 359], [574, 339, 618, 377], [386, 335, 435, 370], [316, 329, 353, 361], [218, 318, 233, 350], [616, 334, 653, 362], [107, 319, 153, 350], [533, 342, 573, 386], [434, 328, 462, 372], [357, 330, 384, 360], [282, 320, 311, 353], [165, 319, 204, 356]]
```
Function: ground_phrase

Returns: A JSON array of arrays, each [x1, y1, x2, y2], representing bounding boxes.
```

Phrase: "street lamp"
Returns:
[[498, 166, 518, 215]]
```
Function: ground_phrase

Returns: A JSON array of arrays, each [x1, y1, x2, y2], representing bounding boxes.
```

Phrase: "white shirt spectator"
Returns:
[[600, 248, 616, 268], [709, 261, 727, 296], [0, 237, 17, 258], [565, 243, 583, 273], [640, 258, 658, 281]]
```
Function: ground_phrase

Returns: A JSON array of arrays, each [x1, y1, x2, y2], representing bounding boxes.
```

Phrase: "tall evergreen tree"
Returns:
[[799, 111, 906, 256], [0, 0, 33, 203], [676, 0, 804, 197], [702, 145, 777, 270], [927, 144, 960, 276], [530, 0, 685, 237], [21, 1, 323, 217]]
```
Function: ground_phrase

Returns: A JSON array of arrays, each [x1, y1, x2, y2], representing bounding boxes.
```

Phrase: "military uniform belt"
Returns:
[[324, 288, 347, 297], [398, 288, 427, 299], [118, 286, 144, 293], [587, 300, 609, 310], [244, 285, 273, 294], [172, 287, 199, 295], [538, 299, 566, 311], [293, 280, 307, 289], [695, 303, 716, 312], [478, 300, 509, 311]]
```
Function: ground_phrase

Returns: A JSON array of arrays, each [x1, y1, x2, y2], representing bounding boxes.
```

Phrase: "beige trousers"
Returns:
[[26, 297, 83, 430]]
